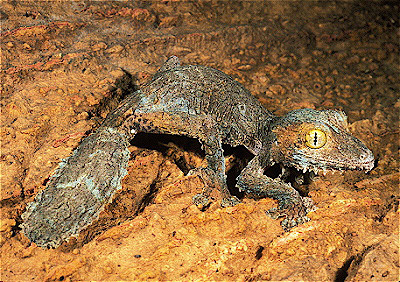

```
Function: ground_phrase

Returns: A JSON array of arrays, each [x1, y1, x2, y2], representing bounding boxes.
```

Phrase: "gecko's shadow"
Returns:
[[131, 132, 254, 199]]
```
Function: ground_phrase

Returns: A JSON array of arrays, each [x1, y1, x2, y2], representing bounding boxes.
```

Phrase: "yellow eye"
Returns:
[[305, 129, 327, 149]]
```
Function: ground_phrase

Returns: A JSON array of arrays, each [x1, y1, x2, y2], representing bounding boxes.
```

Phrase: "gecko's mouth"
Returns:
[[263, 157, 374, 192], [263, 162, 318, 190], [288, 154, 375, 175]]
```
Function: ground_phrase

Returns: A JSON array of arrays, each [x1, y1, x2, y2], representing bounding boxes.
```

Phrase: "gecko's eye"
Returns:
[[305, 129, 327, 149]]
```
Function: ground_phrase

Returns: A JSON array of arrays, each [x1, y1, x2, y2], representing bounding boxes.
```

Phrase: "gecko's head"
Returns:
[[270, 109, 374, 174]]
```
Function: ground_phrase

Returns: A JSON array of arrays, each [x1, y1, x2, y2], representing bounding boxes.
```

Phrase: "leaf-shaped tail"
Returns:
[[21, 127, 131, 248]]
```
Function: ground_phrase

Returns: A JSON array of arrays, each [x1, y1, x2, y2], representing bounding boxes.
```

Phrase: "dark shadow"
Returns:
[[131, 132, 253, 199], [334, 256, 355, 282]]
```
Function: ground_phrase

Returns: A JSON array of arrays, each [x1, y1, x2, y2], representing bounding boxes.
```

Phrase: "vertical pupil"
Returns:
[[313, 132, 318, 145]]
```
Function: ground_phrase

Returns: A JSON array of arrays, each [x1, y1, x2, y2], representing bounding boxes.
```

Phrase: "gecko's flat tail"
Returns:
[[21, 127, 131, 248]]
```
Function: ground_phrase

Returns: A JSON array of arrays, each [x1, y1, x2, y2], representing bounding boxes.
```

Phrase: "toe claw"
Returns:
[[192, 193, 210, 208], [221, 196, 240, 207]]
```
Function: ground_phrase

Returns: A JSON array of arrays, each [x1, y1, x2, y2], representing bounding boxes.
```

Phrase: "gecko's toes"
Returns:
[[266, 196, 316, 231], [265, 207, 281, 220], [267, 207, 311, 231], [302, 197, 318, 213], [221, 196, 240, 207], [192, 193, 210, 209], [281, 215, 311, 231]]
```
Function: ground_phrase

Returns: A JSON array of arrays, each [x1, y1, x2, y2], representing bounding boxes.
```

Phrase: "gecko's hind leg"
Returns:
[[188, 139, 240, 208], [120, 111, 239, 208], [188, 131, 240, 208]]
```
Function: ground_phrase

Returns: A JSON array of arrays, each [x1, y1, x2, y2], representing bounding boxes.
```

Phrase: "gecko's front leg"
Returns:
[[236, 155, 316, 231]]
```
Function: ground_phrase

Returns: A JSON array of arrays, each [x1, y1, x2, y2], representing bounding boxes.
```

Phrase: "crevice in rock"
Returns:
[[335, 245, 375, 282], [334, 256, 355, 282]]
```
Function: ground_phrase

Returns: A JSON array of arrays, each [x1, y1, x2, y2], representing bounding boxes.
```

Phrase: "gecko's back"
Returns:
[[136, 64, 275, 149]]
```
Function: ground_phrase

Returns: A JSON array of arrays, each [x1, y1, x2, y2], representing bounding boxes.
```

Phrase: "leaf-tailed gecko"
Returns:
[[22, 56, 374, 248]]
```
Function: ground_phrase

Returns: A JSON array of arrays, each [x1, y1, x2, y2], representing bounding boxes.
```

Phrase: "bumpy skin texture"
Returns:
[[22, 56, 375, 248], [22, 128, 130, 248]]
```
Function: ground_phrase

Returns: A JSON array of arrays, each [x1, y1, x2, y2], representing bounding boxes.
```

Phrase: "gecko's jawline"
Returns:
[[289, 159, 374, 175]]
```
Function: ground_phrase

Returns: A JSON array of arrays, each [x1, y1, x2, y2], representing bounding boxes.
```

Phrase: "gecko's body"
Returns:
[[22, 57, 374, 248]]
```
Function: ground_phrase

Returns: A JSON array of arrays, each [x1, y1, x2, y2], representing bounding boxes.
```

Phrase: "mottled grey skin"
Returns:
[[22, 56, 374, 248]]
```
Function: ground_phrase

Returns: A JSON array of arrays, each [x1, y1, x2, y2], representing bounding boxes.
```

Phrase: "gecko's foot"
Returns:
[[192, 193, 210, 209], [193, 193, 240, 209], [189, 167, 213, 209], [266, 196, 316, 231], [189, 167, 239, 208], [221, 195, 240, 207]]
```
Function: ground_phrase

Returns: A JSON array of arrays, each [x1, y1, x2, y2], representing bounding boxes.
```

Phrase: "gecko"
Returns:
[[21, 56, 375, 248]]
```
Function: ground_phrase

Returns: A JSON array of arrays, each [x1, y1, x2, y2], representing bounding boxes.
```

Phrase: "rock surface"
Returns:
[[1, 1, 398, 281]]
